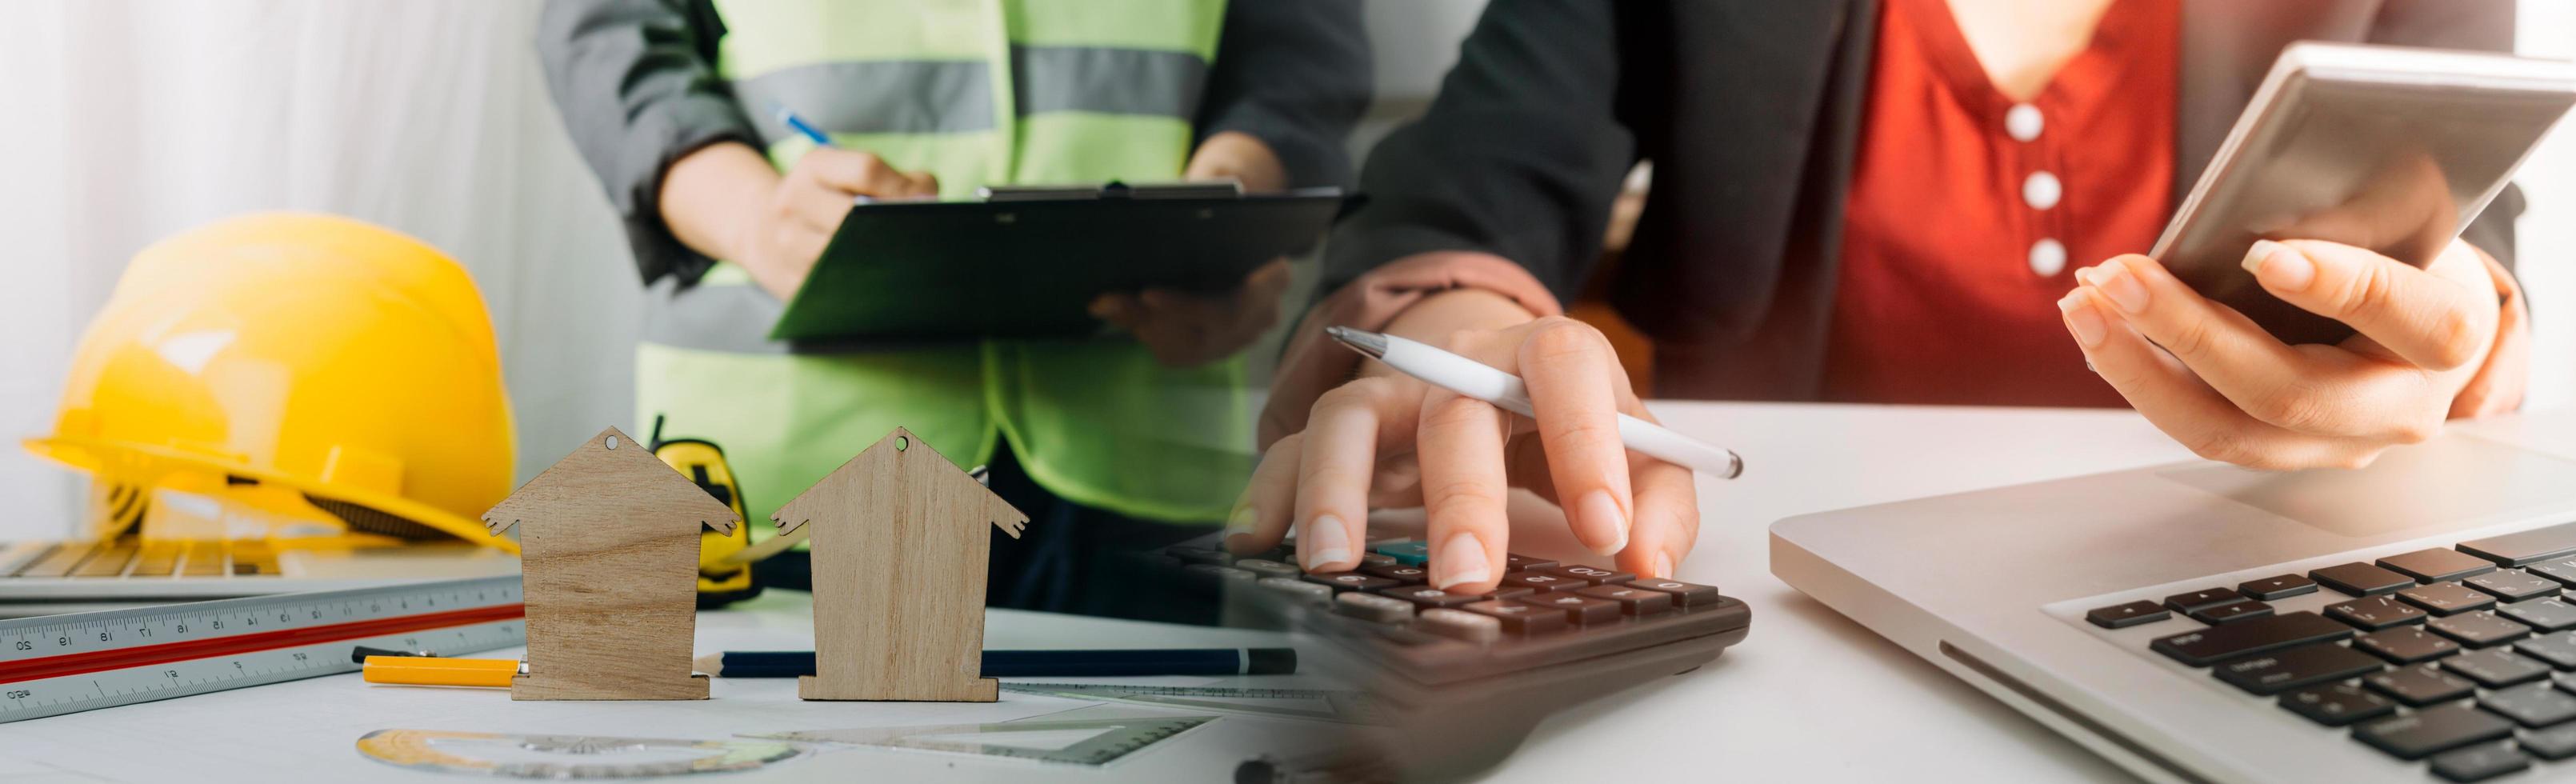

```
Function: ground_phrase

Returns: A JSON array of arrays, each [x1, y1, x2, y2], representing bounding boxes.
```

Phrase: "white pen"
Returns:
[[1325, 326, 1744, 479]]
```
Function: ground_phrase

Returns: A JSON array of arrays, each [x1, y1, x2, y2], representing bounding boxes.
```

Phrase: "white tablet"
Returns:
[[2151, 42, 2576, 345]]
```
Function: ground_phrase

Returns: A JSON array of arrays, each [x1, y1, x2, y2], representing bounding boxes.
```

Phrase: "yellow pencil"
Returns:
[[361, 655, 522, 688]]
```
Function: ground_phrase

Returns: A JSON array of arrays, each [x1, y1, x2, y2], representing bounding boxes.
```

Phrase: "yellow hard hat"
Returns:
[[25, 212, 518, 553]]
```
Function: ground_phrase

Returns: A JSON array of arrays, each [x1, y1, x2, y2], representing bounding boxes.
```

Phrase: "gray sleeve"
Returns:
[[1194, 0, 1374, 189], [537, 0, 754, 286], [2369, 0, 2520, 270]]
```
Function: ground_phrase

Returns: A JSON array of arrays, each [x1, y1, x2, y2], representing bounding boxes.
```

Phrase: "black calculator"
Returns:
[[1154, 534, 1750, 780]]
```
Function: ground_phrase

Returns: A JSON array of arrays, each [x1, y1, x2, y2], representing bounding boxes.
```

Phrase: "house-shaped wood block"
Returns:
[[775, 428, 1026, 702], [484, 426, 739, 700]]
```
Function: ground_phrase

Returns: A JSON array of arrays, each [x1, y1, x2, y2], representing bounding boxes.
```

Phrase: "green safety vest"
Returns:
[[639, 0, 1249, 530]]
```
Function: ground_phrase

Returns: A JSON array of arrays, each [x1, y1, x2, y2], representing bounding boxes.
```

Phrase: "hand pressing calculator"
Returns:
[[1153, 534, 1751, 779]]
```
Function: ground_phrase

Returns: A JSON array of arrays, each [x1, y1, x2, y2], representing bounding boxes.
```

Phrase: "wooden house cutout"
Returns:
[[484, 426, 739, 700], [775, 428, 1026, 702]]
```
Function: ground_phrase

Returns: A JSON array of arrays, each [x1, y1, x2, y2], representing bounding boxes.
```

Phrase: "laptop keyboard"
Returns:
[[1, 539, 279, 578], [2094, 521, 2576, 781]]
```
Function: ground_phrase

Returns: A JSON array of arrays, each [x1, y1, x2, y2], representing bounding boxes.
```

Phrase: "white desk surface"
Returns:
[[0, 402, 2222, 782]]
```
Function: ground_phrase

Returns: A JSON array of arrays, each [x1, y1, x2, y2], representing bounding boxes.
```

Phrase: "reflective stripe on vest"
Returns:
[[642, 0, 1248, 527]]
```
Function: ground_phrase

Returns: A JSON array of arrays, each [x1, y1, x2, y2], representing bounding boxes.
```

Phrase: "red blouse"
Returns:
[[1822, 0, 2177, 407]]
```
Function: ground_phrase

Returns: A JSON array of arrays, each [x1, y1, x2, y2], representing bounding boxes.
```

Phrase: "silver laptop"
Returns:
[[1774, 407, 2576, 782]]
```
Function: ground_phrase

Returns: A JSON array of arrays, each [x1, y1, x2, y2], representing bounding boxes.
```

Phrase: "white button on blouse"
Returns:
[[2028, 238, 2068, 277], [2006, 103, 2044, 142]]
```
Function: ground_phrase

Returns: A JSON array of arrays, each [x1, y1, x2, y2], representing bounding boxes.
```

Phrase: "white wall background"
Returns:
[[0, 0, 2570, 542]]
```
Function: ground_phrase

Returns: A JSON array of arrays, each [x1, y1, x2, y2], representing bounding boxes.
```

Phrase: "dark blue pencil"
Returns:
[[693, 648, 1296, 678]]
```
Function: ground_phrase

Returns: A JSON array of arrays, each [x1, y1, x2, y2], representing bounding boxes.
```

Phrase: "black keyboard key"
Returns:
[[2502, 598, 2576, 631], [2431, 611, 2534, 648], [1358, 562, 1430, 584], [2442, 649, 2552, 689], [1301, 572, 1400, 593], [2460, 522, 2576, 566], [1458, 600, 1567, 635], [2214, 643, 2385, 695], [1539, 564, 1633, 586], [2515, 632, 2576, 670], [2356, 628, 2463, 664], [1376, 585, 1480, 610], [1498, 571, 1582, 594], [2430, 742, 2531, 782], [2530, 557, 2576, 587], [2086, 600, 2171, 630], [2162, 587, 2246, 613], [2382, 548, 2501, 583], [1502, 554, 1557, 571], [1626, 578, 1722, 609], [2327, 596, 2429, 630], [2238, 574, 2318, 601], [2354, 705, 2514, 759], [2481, 683, 2576, 727], [2189, 598, 2274, 624], [2151, 611, 2354, 667], [1574, 584, 1673, 615], [2282, 682, 2398, 727], [1516, 593, 1621, 626], [2522, 722, 2576, 760], [2401, 582, 2500, 616], [2466, 569, 2562, 602], [2366, 665, 2478, 706], [2314, 562, 2416, 596]]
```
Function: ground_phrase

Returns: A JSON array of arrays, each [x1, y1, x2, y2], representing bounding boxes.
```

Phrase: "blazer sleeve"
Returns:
[[1194, 0, 1375, 190], [537, 0, 754, 286], [1315, 0, 1638, 306], [2367, 0, 2521, 270]]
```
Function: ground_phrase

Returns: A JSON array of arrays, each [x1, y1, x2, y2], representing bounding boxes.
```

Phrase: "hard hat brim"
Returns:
[[22, 435, 520, 555]]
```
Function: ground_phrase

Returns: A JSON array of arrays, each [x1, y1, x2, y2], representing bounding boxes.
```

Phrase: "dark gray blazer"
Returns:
[[1319, 0, 2521, 401]]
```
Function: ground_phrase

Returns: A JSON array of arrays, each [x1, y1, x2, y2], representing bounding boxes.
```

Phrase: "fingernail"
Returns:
[[1222, 506, 1257, 550], [2059, 293, 2106, 348], [2243, 239, 2314, 291], [1302, 514, 1351, 570], [1651, 550, 1675, 581], [1576, 490, 1627, 555], [1433, 532, 1490, 590], [2094, 258, 2150, 314]]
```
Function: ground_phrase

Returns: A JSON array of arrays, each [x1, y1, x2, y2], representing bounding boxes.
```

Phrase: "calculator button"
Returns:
[[2478, 683, 2576, 727], [2430, 611, 2533, 648], [2428, 742, 2530, 782], [2237, 574, 2318, 601], [1301, 572, 1400, 593], [2400, 583, 2499, 616], [2441, 649, 2551, 689], [2364, 665, 2478, 706], [2212, 642, 2383, 695], [1459, 599, 1568, 635], [1503, 554, 1558, 571], [1358, 553, 1398, 568], [2460, 522, 2576, 567], [1541, 565, 1633, 586], [2382, 548, 2500, 584], [1185, 564, 1257, 582], [2522, 722, 2576, 760], [1231, 559, 1302, 580], [1370, 541, 1431, 566], [1574, 585, 1673, 616], [2466, 570, 2562, 602], [2354, 628, 2462, 664], [1498, 571, 1578, 594], [1255, 577, 1333, 605], [2150, 611, 2354, 667], [2502, 598, 2576, 631], [1165, 546, 1232, 566], [2188, 598, 2273, 625], [2162, 587, 2246, 614], [1628, 578, 1723, 609], [2326, 596, 2428, 630], [2085, 600, 2170, 629], [1416, 608, 1502, 644], [1477, 586, 1535, 602], [1516, 593, 1620, 626], [2313, 562, 2416, 596], [2514, 632, 2576, 670], [1334, 591, 1416, 624], [1378, 586, 1480, 610], [1359, 563, 1430, 585], [2280, 682, 2397, 727]]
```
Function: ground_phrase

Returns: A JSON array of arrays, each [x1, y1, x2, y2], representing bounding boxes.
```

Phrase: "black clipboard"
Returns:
[[768, 182, 1351, 342]]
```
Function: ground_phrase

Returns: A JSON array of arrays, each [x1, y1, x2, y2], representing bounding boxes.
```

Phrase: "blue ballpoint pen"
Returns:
[[770, 102, 834, 148]]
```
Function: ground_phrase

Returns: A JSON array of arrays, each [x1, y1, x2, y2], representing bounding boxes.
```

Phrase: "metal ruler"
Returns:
[[753, 715, 1216, 766], [0, 575, 524, 724]]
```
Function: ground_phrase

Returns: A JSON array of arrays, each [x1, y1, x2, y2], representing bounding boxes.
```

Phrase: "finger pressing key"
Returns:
[[1513, 318, 1633, 555], [1416, 390, 1510, 592]]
